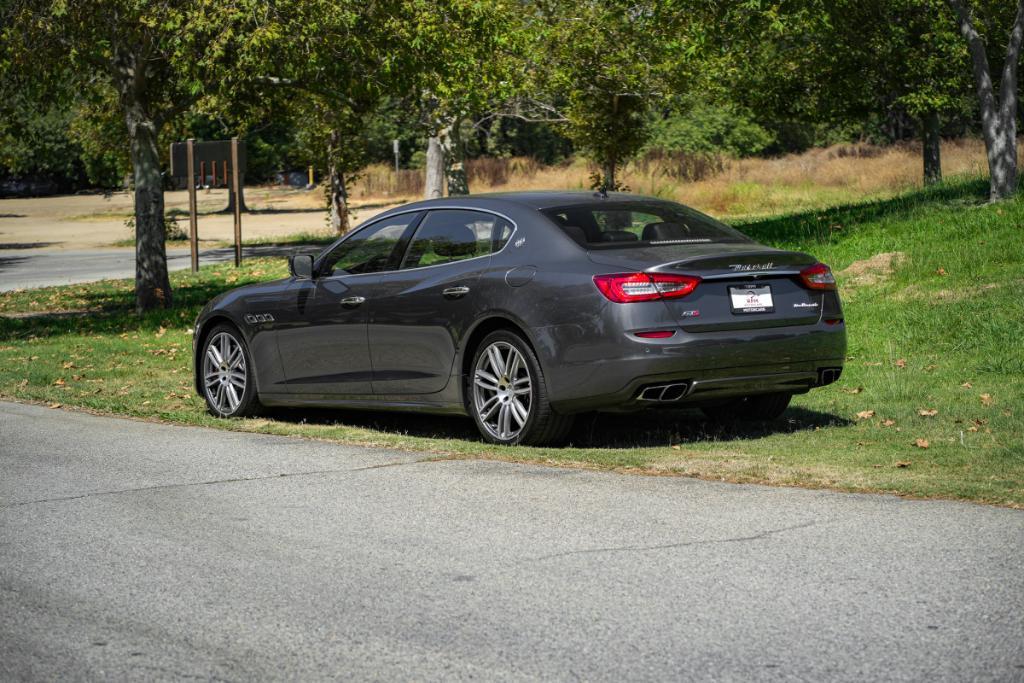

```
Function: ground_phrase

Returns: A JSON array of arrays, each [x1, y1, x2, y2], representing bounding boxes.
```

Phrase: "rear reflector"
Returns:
[[634, 330, 676, 339], [593, 272, 700, 303], [800, 263, 837, 290]]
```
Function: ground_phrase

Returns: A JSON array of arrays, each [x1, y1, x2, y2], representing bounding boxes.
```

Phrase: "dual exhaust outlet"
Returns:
[[638, 382, 691, 402]]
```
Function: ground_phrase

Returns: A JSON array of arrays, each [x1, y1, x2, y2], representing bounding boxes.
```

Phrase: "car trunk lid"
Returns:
[[589, 246, 824, 332]]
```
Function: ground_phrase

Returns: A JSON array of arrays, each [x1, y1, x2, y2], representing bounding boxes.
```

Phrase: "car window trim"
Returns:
[[313, 211, 425, 277], [397, 208, 514, 271], [342, 206, 518, 276]]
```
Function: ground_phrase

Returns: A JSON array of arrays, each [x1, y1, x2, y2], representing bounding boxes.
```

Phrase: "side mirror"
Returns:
[[289, 254, 314, 279]]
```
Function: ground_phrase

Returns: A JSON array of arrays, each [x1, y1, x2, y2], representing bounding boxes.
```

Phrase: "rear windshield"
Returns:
[[541, 202, 751, 249]]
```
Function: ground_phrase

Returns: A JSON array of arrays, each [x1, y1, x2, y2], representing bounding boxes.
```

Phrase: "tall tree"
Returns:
[[945, 0, 1024, 200], [522, 0, 714, 190], [729, 0, 971, 185], [1, 0, 259, 312], [416, 0, 525, 198]]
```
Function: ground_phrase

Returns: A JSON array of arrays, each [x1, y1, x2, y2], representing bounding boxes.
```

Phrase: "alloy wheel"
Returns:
[[203, 331, 247, 415], [473, 341, 532, 441]]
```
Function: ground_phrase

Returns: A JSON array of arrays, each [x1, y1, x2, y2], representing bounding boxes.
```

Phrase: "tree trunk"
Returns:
[[424, 135, 445, 198], [444, 120, 469, 196], [603, 160, 616, 191], [947, 0, 1023, 201], [127, 108, 172, 312], [327, 130, 350, 234], [922, 111, 942, 186]]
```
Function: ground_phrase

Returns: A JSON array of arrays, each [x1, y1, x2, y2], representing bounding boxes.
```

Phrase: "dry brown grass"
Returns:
[[344, 138, 1007, 219]]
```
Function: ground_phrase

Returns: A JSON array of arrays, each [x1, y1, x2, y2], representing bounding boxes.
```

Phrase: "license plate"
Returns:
[[729, 284, 774, 314]]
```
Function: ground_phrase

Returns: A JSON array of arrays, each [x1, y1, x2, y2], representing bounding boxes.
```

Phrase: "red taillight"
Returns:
[[800, 263, 837, 290], [593, 272, 700, 303], [635, 330, 676, 339]]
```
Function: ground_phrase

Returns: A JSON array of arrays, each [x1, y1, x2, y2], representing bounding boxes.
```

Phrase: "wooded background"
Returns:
[[1, 0, 1021, 310]]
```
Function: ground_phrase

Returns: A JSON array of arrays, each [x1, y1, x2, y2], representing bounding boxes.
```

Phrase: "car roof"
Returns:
[[388, 191, 669, 213]]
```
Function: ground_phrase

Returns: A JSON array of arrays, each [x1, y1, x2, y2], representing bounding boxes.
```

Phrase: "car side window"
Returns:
[[400, 210, 513, 270], [319, 213, 420, 276]]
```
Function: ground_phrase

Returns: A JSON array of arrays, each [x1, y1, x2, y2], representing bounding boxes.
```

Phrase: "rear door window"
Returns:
[[542, 202, 750, 248], [400, 209, 514, 269]]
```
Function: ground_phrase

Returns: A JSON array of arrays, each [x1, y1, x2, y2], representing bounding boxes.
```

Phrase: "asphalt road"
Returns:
[[0, 244, 319, 292], [2, 401, 1022, 681]]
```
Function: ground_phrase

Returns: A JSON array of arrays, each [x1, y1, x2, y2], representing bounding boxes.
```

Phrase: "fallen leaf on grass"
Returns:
[[47, 402, 62, 409], [913, 439, 929, 449], [881, 419, 897, 427], [863, 361, 882, 366], [917, 408, 938, 417], [936, 267, 947, 276], [856, 410, 876, 420], [16, 379, 28, 389], [980, 393, 994, 406], [840, 386, 863, 394], [52, 378, 65, 386], [155, 326, 167, 339], [895, 461, 912, 468], [961, 381, 973, 388], [894, 358, 907, 368]]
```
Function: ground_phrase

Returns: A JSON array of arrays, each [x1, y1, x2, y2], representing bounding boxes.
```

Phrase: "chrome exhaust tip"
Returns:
[[638, 382, 691, 402]]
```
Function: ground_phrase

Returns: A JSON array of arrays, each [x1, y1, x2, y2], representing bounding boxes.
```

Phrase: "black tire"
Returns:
[[199, 323, 262, 418], [700, 392, 792, 422], [468, 330, 574, 446]]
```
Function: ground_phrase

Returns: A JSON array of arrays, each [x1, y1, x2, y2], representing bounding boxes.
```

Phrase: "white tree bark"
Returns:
[[424, 135, 445, 199], [947, 0, 1024, 200]]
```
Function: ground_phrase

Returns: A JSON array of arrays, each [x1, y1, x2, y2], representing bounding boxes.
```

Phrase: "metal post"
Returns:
[[393, 139, 400, 174], [199, 161, 206, 190], [186, 138, 199, 273], [308, 165, 314, 187], [231, 137, 242, 267]]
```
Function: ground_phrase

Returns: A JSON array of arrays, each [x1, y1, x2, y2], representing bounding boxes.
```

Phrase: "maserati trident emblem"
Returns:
[[729, 263, 774, 271]]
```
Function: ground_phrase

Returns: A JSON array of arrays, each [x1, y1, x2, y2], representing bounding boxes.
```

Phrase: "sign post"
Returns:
[[186, 139, 199, 273], [231, 137, 242, 267], [170, 138, 248, 269], [393, 139, 400, 174]]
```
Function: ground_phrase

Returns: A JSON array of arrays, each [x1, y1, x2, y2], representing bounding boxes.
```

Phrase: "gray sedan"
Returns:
[[193, 192, 846, 445]]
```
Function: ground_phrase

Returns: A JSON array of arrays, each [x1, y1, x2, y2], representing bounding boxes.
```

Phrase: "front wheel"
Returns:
[[701, 392, 792, 422], [200, 324, 262, 418], [469, 331, 574, 446]]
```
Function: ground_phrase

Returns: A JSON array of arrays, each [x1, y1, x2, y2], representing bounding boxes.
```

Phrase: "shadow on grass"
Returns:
[[262, 404, 852, 450], [734, 175, 989, 246], [0, 276, 240, 340]]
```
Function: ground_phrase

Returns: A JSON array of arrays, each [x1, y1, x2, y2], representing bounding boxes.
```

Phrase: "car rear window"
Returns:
[[541, 202, 751, 249]]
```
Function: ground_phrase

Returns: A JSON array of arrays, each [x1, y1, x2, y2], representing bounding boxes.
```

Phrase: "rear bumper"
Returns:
[[538, 322, 847, 413]]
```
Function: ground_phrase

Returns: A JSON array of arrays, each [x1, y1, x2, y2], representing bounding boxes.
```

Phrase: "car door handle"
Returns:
[[442, 286, 470, 299], [339, 296, 365, 307]]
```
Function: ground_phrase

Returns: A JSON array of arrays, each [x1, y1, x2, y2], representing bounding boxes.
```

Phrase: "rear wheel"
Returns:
[[701, 392, 792, 422], [201, 324, 262, 418], [469, 330, 574, 446]]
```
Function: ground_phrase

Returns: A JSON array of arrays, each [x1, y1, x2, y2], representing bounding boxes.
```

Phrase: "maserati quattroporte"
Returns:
[[193, 192, 845, 445]]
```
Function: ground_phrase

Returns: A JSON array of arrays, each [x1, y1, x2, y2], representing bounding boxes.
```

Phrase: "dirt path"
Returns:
[[0, 187, 402, 250]]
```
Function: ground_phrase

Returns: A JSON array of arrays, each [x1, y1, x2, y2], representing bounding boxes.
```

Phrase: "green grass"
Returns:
[[1, 175, 1021, 506]]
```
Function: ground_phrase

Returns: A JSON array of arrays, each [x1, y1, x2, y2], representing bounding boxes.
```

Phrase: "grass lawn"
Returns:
[[1, 176, 1021, 506]]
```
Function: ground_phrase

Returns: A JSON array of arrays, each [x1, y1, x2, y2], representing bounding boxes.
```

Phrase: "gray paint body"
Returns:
[[193, 192, 846, 416]]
